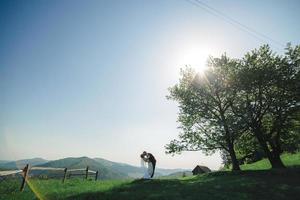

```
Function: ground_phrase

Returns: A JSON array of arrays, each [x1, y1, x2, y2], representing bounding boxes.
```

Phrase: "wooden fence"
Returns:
[[0, 164, 99, 191]]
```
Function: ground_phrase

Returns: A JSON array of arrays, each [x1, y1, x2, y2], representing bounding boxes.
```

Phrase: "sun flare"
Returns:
[[180, 47, 210, 74]]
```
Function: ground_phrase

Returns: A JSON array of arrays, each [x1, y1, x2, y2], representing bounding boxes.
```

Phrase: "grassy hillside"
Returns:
[[240, 152, 300, 170], [1, 168, 299, 200], [1, 153, 299, 200]]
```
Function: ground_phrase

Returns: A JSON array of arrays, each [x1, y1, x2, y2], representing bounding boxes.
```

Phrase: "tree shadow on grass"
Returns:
[[64, 169, 300, 200], [65, 179, 186, 200]]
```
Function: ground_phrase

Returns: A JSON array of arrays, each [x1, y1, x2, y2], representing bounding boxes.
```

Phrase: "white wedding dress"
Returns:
[[141, 158, 153, 179]]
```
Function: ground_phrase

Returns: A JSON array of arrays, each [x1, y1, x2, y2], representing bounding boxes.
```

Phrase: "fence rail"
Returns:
[[31, 167, 65, 171], [0, 170, 22, 176], [0, 164, 99, 191]]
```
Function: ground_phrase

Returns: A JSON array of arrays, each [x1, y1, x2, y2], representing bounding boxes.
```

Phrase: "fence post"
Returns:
[[85, 166, 89, 180], [95, 171, 98, 181], [62, 168, 67, 183], [20, 164, 30, 191]]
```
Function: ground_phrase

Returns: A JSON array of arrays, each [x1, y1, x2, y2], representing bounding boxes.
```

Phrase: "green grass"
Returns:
[[240, 152, 300, 170], [1, 152, 299, 200], [0, 178, 37, 200], [0, 178, 130, 200], [1, 169, 300, 200]]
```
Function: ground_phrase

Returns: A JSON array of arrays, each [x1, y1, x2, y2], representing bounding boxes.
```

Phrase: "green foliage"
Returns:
[[235, 133, 265, 164], [166, 44, 300, 170], [165, 56, 244, 170], [230, 44, 300, 167]]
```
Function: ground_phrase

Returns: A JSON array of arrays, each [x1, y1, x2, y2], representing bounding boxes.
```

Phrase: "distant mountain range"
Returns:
[[160, 171, 193, 179], [0, 157, 190, 180], [0, 158, 48, 169]]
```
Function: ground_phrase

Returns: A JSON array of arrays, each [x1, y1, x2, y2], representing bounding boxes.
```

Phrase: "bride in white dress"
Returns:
[[140, 151, 155, 179], [141, 156, 153, 179]]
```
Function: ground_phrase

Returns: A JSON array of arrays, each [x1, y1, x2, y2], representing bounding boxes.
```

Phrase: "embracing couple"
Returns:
[[140, 151, 156, 179]]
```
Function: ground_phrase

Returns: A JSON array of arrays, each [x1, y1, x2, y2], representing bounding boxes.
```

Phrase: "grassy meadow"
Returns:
[[1, 153, 299, 200], [240, 153, 300, 170]]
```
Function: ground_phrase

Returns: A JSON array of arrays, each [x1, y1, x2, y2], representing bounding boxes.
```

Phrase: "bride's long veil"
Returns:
[[140, 158, 149, 178], [141, 158, 147, 169]]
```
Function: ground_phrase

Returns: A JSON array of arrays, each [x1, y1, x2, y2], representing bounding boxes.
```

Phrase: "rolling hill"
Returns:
[[0, 158, 48, 170], [0, 156, 189, 179], [93, 157, 188, 178], [160, 171, 193, 179], [37, 157, 128, 180]]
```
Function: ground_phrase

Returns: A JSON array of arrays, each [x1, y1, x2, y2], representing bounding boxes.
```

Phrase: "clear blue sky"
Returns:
[[1, 0, 299, 169]]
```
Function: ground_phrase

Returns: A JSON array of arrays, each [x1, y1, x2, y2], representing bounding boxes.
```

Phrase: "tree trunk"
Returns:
[[219, 110, 240, 171], [254, 129, 285, 169], [270, 150, 285, 168], [228, 143, 240, 171], [268, 140, 285, 168]]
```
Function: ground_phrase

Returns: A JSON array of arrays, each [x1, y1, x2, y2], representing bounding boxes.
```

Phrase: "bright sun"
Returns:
[[180, 47, 209, 74]]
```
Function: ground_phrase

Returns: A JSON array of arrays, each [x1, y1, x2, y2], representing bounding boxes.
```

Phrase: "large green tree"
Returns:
[[165, 56, 245, 171], [230, 45, 300, 168]]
